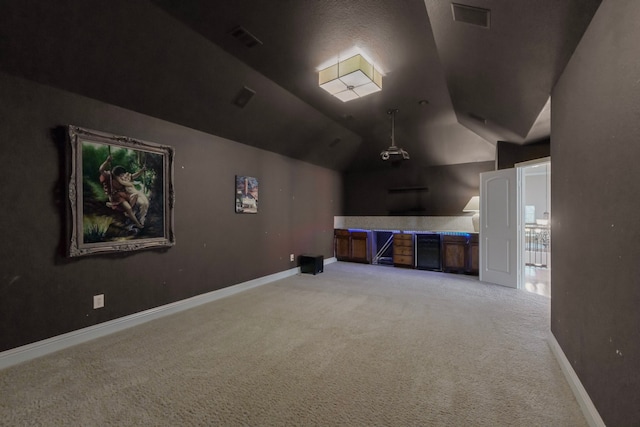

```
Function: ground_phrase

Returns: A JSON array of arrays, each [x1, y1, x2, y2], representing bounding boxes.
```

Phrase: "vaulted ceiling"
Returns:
[[152, 0, 600, 171], [0, 0, 601, 172]]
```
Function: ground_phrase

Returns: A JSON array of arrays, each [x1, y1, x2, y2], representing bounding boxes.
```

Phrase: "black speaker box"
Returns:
[[299, 255, 323, 275]]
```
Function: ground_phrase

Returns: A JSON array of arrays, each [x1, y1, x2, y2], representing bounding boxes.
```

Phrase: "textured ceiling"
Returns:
[[152, 0, 600, 171], [0, 0, 601, 172], [425, 0, 601, 144]]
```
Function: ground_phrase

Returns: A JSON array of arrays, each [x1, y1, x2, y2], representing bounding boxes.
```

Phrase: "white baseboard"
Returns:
[[547, 331, 605, 427], [0, 258, 337, 371]]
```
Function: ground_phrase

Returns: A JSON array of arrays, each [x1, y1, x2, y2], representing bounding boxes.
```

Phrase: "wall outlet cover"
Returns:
[[93, 294, 105, 309]]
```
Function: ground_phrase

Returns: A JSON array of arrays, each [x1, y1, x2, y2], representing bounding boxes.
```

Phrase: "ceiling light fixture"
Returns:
[[380, 109, 410, 161], [319, 54, 382, 102]]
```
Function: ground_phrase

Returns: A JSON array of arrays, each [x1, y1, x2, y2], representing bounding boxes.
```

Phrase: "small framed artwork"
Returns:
[[235, 175, 259, 214], [66, 125, 175, 257]]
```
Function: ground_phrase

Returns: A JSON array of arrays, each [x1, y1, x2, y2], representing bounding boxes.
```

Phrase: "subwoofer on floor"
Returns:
[[299, 255, 323, 275]]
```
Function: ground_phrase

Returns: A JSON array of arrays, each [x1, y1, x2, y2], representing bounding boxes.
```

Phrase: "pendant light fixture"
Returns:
[[380, 109, 410, 161]]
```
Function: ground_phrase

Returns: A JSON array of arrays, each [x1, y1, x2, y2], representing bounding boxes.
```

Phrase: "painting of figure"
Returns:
[[84, 142, 162, 239], [67, 126, 175, 256], [235, 175, 259, 214]]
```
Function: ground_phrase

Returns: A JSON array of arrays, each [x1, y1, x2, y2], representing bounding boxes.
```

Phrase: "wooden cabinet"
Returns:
[[442, 233, 479, 275], [335, 229, 351, 261], [467, 234, 479, 275], [442, 235, 467, 272], [350, 231, 370, 262], [336, 229, 477, 274], [334, 229, 371, 263], [393, 233, 414, 268]]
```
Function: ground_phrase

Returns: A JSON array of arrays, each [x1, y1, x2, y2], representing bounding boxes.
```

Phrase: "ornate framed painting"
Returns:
[[66, 125, 175, 257], [235, 175, 259, 214]]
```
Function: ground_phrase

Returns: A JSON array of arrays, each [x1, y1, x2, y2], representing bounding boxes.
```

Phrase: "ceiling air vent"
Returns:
[[451, 3, 490, 29], [329, 138, 341, 148], [233, 86, 256, 109], [229, 26, 263, 48]]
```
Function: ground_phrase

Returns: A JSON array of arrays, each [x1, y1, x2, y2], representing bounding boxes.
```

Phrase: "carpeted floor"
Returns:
[[0, 262, 586, 426]]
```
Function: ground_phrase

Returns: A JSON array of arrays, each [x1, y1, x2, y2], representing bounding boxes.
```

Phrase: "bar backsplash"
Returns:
[[334, 216, 475, 233]]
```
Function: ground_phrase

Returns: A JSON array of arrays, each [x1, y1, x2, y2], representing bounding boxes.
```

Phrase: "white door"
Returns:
[[480, 168, 518, 288]]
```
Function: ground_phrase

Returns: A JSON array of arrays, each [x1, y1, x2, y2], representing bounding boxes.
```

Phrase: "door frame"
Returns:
[[515, 157, 551, 291]]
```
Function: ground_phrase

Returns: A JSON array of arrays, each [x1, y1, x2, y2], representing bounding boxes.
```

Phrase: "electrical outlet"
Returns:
[[290, 253, 295, 262], [93, 294, 105, 309]]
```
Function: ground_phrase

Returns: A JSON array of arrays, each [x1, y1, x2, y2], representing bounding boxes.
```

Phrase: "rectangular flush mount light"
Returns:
[[319, 54, 382, 102]]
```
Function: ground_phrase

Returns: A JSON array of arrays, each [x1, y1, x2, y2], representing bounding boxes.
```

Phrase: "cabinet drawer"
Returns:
[[394, 233, 412, 240], [393, 255, 414, 266], [394, 246, 413, 256], [442, 235, 467, 244], [351, 231, 369, 239], [393, 235, 413, 246]]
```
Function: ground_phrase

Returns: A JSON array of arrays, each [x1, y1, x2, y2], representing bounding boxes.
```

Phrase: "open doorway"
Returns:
[[518, 159, 551, 297]]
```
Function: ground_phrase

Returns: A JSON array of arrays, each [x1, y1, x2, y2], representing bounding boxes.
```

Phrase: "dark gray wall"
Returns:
[[343, 161, 494, 216], [0, 72, 342, 352], [0, 0, 361, 172], [496, 139, 550, 170], [551, 1, 640, 425]]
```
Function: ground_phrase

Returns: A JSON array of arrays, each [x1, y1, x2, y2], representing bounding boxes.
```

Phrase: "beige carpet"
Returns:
[[0, 262, 585, 426]]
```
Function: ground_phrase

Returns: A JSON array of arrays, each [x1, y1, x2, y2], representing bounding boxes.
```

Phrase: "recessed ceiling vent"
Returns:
[[229, 26, 263, 48], [452, 3, 490, 29], [329, 138, 341, 148], [233, 86, 256, 109]]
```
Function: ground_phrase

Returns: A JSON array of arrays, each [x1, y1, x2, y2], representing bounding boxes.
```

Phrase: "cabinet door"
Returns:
[[442, 235, 467, 272], [467, 234, 479, 274], [350, 232, 370, 263], [335, 230, 351, 261]]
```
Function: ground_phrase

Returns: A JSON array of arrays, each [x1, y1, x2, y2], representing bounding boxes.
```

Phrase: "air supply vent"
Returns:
[[233, 86, 256, 108], [229, 26, 263, 48], [329, 138, 341, 148], [452, 3, 490, 29]]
